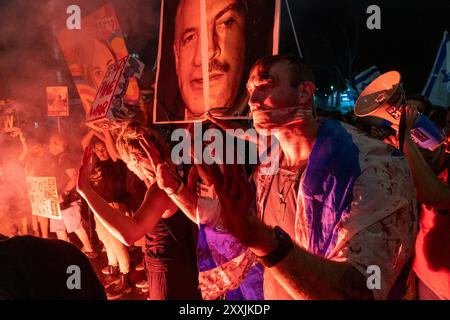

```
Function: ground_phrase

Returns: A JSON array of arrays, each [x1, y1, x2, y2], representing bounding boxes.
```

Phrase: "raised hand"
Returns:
[[202, 163, 259, 247], [139, 135, 181, 194], [138, 134, 163, 170], [6, 127, 22, 138], [187, 166, 199, 190], [405, 103, 419, 132]]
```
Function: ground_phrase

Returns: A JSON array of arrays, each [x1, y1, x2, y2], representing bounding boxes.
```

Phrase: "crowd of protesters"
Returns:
[[0, 54, 449, 301]]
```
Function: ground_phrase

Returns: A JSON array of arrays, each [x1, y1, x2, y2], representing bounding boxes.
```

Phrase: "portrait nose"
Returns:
[[207, 27, 221, 60], [193, 24, 221, 67]]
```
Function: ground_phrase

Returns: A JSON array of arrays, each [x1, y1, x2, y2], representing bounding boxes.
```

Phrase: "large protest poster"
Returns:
[[26, 177, 61, 220], [57, 3, 140, 115], [46, 86, 69, 117], [154, 0, 280, 123]]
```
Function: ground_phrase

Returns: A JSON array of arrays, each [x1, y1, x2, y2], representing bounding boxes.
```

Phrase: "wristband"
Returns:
[[167, 180, 184, 196], [257, 226, 294, 268]]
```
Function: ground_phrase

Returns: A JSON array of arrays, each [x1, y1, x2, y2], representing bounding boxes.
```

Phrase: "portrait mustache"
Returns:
[[154, 0, 279, 123], [208, 58, 231, 74]]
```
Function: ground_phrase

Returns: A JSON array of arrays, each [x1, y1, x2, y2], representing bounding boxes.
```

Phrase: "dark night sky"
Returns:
[[0, 0, 449, 128], [281, 0, 450, 93]]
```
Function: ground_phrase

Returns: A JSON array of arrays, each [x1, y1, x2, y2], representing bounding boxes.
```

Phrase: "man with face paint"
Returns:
[[203, 54, 418, 299]]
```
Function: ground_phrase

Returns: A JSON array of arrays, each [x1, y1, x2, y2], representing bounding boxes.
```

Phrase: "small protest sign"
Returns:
[[47, 86, 69, 117], [26, 177, 61, 220]]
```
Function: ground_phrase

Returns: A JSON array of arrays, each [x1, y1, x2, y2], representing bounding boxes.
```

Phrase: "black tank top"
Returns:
[[145, 210, 197, 268]]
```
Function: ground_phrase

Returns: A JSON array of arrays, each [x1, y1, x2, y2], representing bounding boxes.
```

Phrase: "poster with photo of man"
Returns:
[[154, 0, 280, 123], [46, 86, 69, 117], [57, 3, 140, 115]]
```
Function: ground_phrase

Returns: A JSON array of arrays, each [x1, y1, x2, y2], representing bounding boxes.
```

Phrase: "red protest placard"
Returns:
[[86, 55, 144, 131]]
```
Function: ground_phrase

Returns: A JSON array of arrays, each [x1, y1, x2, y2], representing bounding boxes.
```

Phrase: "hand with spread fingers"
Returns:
[[187, 164, 213, 190], [187, 166, 200, 190], [202, 163, 262, 247], [138, 135, 182, 195], [193, 162, 216, 187]]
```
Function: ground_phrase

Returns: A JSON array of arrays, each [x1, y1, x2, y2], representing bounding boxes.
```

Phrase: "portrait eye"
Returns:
[[217, 17, 237, 32], [94, 70, 103, 79], [182, 33, 196, 46], [223, 17, 235, 27]]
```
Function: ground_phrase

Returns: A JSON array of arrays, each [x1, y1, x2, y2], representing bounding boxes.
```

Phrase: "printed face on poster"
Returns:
[[46, 86, 69, 117], [154, 0, 280, 123], [26, 177, 61, 220], [57, 3, 140, 115]]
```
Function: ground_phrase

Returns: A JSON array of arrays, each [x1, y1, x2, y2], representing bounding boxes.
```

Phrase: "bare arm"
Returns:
[[81, 129, 110, 150], [81, 129, 98, 150], [103, 129, 121, 162], [166, 186, 198, 224], [81, 129, 120, 162], [138, 136, 200, 224], [64, 168, 78, 193], [77, 148, 178, 246], [206, 163, 372, 299], [243, 215, 372, 299], [18, 130, 28, 164], [401, 106, 450, 209], [268, 247, 372, 300], [58, 167, 79, 204], [403, 135, 450, 208], [80, 180, 177, 246]]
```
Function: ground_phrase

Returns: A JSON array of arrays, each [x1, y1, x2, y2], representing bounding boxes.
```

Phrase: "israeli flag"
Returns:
[[422, 31, 450, 108], [354, 65, 381, 93]]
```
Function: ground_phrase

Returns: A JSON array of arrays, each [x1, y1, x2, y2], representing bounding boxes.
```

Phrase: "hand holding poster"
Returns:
[[86, 55, 145, 131], [26, 177, 61, 220], [154, 0, 280, 123]]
